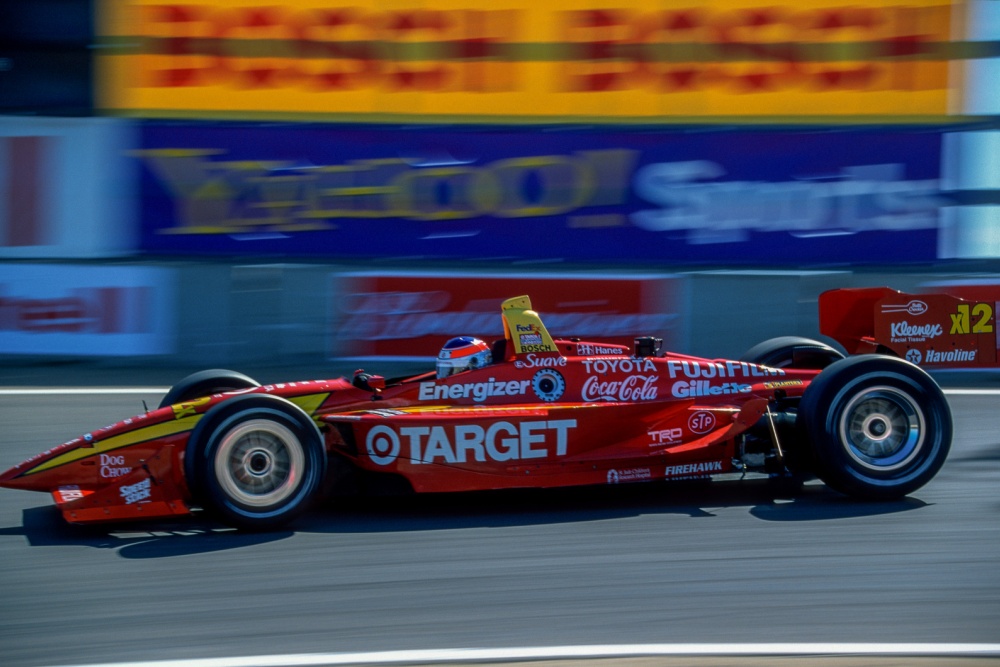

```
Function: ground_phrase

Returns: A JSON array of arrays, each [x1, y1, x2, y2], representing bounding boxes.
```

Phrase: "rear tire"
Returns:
[[159, 369, 260, 409], [185, 394, 326, 529], [741, 336, 845, 473], [741, 336, 845, 370], [798, 355, 951, 499]]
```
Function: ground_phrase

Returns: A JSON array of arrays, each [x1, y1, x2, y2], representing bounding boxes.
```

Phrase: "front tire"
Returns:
[[185, 394, 326, 529], [159, 369, 260, 409], [799, 355, 951, 500]]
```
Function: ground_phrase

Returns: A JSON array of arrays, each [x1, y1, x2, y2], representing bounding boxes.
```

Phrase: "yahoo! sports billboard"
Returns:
[[138, 123, 944, 264]]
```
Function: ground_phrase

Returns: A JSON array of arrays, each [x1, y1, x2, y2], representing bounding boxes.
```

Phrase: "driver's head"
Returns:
[[437, 336, 491, 379]]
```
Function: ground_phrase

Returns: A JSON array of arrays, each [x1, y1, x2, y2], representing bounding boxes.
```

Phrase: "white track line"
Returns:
[[0, 388, 169, 395], [48, 643, 1000, 667], [943, 388, 1000, 395], [1, 387, 999, 396]]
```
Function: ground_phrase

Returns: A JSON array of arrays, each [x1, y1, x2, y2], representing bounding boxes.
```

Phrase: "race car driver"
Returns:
[[436, 336, 493, 378], [352, 336, 493, 391]]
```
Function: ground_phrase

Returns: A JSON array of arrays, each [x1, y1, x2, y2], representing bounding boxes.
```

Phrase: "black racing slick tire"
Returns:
[[158, 369, 260, 409], [798, 355, 952, 500], [740, 336, 845, 370], [185, 394, 326, 530]]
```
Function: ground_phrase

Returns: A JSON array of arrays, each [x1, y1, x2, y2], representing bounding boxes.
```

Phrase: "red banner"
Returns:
[[333, 273, 685, 359]]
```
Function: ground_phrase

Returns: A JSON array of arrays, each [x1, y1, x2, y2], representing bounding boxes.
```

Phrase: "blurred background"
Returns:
[[0, 0, 998, 374]]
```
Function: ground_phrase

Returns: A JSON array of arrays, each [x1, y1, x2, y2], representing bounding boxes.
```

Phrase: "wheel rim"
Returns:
[[214, 419, 305, 507], [838, 386, 925, 472]]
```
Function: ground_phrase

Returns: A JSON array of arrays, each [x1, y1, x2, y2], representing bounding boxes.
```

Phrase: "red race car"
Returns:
[[820, 284, 1000, 370], [1, 295, 953, 530]]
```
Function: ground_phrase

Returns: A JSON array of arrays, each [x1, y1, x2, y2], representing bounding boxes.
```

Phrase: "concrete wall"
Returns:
[[168, 264, 1000, 366]]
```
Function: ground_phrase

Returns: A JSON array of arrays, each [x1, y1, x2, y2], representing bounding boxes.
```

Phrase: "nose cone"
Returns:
[[0, 459, 47, 491], [0, 437, 91, 492]]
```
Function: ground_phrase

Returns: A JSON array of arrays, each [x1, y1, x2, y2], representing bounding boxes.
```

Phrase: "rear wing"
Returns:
[[819, 287, 899, 354], [819, 287, 999, 368]]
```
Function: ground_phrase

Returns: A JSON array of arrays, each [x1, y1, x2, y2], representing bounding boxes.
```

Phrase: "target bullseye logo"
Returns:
[[532, 369, 566, 402], [366, 425, 401, 466]]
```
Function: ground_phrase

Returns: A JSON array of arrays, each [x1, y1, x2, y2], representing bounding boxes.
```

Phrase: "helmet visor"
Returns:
[[437, 358, 464, 379]]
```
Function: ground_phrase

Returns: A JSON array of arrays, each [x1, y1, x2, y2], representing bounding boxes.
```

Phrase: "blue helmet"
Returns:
[[437, 336, 492, 379]]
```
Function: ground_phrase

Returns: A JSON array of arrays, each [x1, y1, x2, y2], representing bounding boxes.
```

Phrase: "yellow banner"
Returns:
[[97, 0, 959, 122]]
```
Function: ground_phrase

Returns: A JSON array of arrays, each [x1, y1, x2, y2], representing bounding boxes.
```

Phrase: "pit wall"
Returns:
[[3, 262, 995, 369], [1, 0, 998, 366]]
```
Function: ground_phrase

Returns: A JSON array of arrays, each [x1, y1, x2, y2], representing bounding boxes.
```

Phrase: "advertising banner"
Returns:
[[138, 123, 944, 264], [332, 273, 685, 360], [0, 118, 137, 260], [98, 0, 957, 122], [0, 265, 176, 356]]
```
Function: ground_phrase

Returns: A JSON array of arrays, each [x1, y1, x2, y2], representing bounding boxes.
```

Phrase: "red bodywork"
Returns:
[[1, 296, 816, 525], [820, 285, 1000, 369]]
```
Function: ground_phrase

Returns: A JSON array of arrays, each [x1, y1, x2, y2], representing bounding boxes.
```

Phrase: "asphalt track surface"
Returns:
[[0, 372, 998, 667]]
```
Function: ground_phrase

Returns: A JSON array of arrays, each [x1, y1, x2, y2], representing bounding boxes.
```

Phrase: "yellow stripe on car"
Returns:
[[24, 392, 331, 477], [289, 393, 330, 418], [23, 415, 203, 476]]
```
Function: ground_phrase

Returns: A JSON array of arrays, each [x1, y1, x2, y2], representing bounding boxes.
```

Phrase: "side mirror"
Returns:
[[353, 370, 386, 392]]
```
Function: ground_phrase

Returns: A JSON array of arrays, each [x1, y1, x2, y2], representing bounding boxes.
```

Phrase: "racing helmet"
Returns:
[[437, 336, 492, 379]]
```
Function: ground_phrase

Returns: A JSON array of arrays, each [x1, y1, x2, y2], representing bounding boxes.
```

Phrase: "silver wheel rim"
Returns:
[[838, 385, 925, 472], [214, 419, 305, 507]]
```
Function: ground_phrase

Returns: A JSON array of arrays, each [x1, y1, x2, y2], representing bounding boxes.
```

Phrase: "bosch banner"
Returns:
[[333, 273, 685, 359], [138, 123, 944, 264], [97, 0, 957, 122]]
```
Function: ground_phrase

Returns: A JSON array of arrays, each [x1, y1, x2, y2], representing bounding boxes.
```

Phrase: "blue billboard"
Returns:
[[137, 123, 945, 264]]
